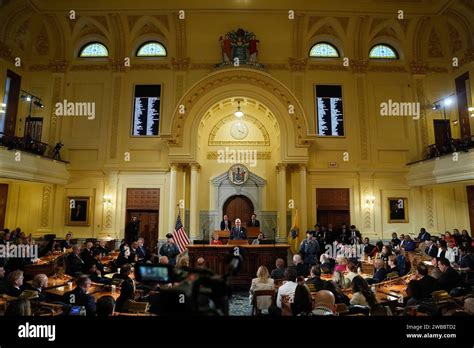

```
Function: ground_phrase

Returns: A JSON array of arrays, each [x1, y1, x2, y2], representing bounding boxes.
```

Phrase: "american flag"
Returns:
[[173, 213, 190, 253]]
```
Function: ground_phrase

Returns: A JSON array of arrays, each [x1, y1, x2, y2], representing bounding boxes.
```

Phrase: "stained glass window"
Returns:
[[136, 42, 167, 57], [369, 44, 398, 59], [79, 42, 109, 57], [309, 42, 340, 58]]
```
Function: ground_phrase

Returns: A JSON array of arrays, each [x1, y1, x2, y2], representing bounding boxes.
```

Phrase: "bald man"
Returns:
[[312, 290, 336, 316], [230, 219, 247, 240]]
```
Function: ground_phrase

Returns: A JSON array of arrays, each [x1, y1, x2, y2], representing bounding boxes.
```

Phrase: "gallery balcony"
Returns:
[[0, 134, 69, 184], [406, 142, 474, 186]]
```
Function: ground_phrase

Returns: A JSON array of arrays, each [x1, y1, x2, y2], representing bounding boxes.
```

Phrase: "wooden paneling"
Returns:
[[467, 186, 474, 237], [127, 210, 159, 251], [316, 188, 350, 210], [455, 72, 471, 141], [188, 245, 289, 287], [0, 184, 7, 230], [126, 188, 160, 210]]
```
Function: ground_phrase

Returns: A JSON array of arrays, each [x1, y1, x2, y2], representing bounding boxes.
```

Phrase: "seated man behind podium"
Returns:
[[230, 218, 247, 240], [248, 214, 260, 227], [220, 214, 232, 231]]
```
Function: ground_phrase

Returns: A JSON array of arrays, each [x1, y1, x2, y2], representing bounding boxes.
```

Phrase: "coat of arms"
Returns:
[[228, 164, 249, 185], [218, 28, 263, 68]]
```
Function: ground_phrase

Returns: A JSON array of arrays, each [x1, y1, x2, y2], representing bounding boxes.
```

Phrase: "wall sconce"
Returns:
[[103, 195, 112, 205], [365, 195, 375, 206]]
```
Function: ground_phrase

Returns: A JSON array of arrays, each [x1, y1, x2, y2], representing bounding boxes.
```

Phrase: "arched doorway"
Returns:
[[223, 195, 254, 227]]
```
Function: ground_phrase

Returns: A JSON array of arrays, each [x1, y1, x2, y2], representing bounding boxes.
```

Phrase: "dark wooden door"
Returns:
[[2, 70, 21, 137], [0, 184, 8, 229], [433, 120, 451, 151], [455, 72, 471, 140], [126, 210, 159, 251], [316, 188, 350, 229], [467, 186, 474, 237], [223, 195, 254, 227]]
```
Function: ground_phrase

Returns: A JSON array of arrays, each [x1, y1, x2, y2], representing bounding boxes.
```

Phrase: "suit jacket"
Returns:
[[230, 226, 247, 240], [293, 263, 310, 278], [66, 253, 84, 276], [80, 249, 94, 268], [220, 220, 231, 231], [136, 246, 150, 262], [437, 267, 464, 293], [63, 287, 96, 316], [247, 219, 260, 227], [6, 286, 23, 297], [373, 267, 388, 283], [418, 231, 431, 241], [414, 275, 438, 298], [22, 284, 46, 301], [270, 267, 286, 280], [425, 244, 438, 258]]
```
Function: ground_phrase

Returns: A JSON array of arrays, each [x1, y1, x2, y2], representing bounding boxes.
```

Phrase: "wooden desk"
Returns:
[[188, 244, 289, 287], [26, 274, 73, 290], [24, 252, 67, 276]]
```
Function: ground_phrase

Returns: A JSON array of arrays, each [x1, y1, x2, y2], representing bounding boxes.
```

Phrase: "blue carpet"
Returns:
[[229, 291, 252, 316]]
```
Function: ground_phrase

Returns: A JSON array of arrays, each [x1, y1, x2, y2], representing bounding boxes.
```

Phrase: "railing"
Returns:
[[407, 137, 474, 165], [0, 132, 65, 161]]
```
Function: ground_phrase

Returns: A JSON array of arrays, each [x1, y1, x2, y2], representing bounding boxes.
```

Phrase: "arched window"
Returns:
[[369, 44, 398, 59], [79, 42, 109, 57], [136, 41, 167, 57], [309, 42, 340, 58]]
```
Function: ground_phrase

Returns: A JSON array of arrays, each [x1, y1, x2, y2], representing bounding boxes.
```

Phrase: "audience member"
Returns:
[[270, 258, 286, 279], [291, 284, 312, 316], [96, 295, 115, 316], [22, 273, 48, 301], [292, 254, 309, 277], [4, 298, 31, 316], [66, 245, 84, 276], [249, 266, 274, 311], [311, 290, 336, 316], [276, 268, 298, 308], [196, 257, 206, 269], [6, 270, 24, 297], [350, 276, 377, 308], [63, 275, 96, 316], [437, 258, 463, 293]]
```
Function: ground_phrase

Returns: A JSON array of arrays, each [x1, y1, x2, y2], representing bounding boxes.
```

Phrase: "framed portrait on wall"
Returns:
[[387, 197, 408, 223], [66, 196, 92, 226]]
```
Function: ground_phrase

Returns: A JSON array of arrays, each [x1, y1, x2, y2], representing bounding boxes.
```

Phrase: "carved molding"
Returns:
[[288, 57, 308, 72], [109, 76, 122, 159], [171, 57, 190, 71], [308, 63, 348, 71], [170, 69, 309, 147], [48, 76, 62, 146], [207, 151, 271, 160], [70, 64, 110, 71], [351, 59, 368, 74], [40, 186, 51, 227], [356, 76, 369, 160], [131, 63, 170, 70], [0, 40, 13, 61], [425, 188, 434, 229]]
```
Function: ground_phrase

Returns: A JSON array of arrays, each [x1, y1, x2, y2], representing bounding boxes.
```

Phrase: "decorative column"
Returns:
[[299, 165, 308, 233], [189, 163, 200, 239], [168, 164, 178, 230], [277, 164, 287, 240], [100, 171, 118, 240]]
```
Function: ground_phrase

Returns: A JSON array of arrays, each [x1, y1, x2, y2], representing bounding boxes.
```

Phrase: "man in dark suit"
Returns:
[[0, 265, 7, 294], [371, 259, 388, 283], [230, 218, 247, 240], [348, 225, 362, 245], [80, 241, 95, 272], [247, 214, 260, 227], [66, 245, 84, 276], [5, 270, 24, 297], [292, 254, 309, 277], [437, 258, 464, 293], [425, 238, 438, 258], [60, 232, 74, 250], [270, 258, 286, 279], [94, 240, 110, 256], [63, 275, 96, 316], [136, 237, 150, 263], [126, 216, 140, 244], [407, 263, 438, 300], [417, 228, 431, 241], [220, 214, 231, 231]]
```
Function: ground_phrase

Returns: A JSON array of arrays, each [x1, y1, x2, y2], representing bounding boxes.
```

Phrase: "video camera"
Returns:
[[134, 253, 243, 315]]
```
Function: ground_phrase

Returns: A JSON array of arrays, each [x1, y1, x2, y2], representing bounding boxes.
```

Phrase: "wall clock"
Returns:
[[230, 122, 248, 140]]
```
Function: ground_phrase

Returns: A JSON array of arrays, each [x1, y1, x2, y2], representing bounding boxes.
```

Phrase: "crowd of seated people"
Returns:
[[251, 223, 474, 316]]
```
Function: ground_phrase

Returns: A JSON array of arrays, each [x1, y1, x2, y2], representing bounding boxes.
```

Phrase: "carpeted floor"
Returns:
[[229, 291, 253, 316]]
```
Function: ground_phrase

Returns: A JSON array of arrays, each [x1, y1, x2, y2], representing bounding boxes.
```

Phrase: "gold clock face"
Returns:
[[230, 122, 249, 140]]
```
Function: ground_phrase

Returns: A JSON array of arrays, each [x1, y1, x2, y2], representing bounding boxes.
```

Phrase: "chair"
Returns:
[[335, 303, 349, 314], [122, 300, 150, 314], [280, 295, 292, 316], [251, 289, 275, 315]]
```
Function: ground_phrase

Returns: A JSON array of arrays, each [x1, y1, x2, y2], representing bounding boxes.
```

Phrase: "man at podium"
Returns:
[[230, 218, 247, 240]]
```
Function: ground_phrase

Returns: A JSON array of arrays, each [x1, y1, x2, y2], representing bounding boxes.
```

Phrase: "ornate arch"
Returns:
[[168, 68, 310, 163]]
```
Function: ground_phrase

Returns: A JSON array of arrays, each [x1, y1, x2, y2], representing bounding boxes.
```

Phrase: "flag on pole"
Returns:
[[173, 212, 190, 253], [288, 209, 300, 255]]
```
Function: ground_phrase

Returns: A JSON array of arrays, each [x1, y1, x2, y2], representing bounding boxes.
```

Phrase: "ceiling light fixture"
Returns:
[[234, 100, 244, 118]]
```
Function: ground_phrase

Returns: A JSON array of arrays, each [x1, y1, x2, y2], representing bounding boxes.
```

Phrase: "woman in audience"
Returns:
[[373, 241, 384, 259], [346, 262, 359, 282], [437, 240, 456, 263], [380, 245, 393, 262], [349, 276, 377, 308], [4, 298, 31, 316], [334, 256, 347, 272], [291, 284, 313, 316], [249, 265, 274, 312], [320, 254, 334, 273], [115, 279, 136, 313], [444, 231, 456, 249], [332, 270, 350, 290], [460, 230, 472, 247]]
